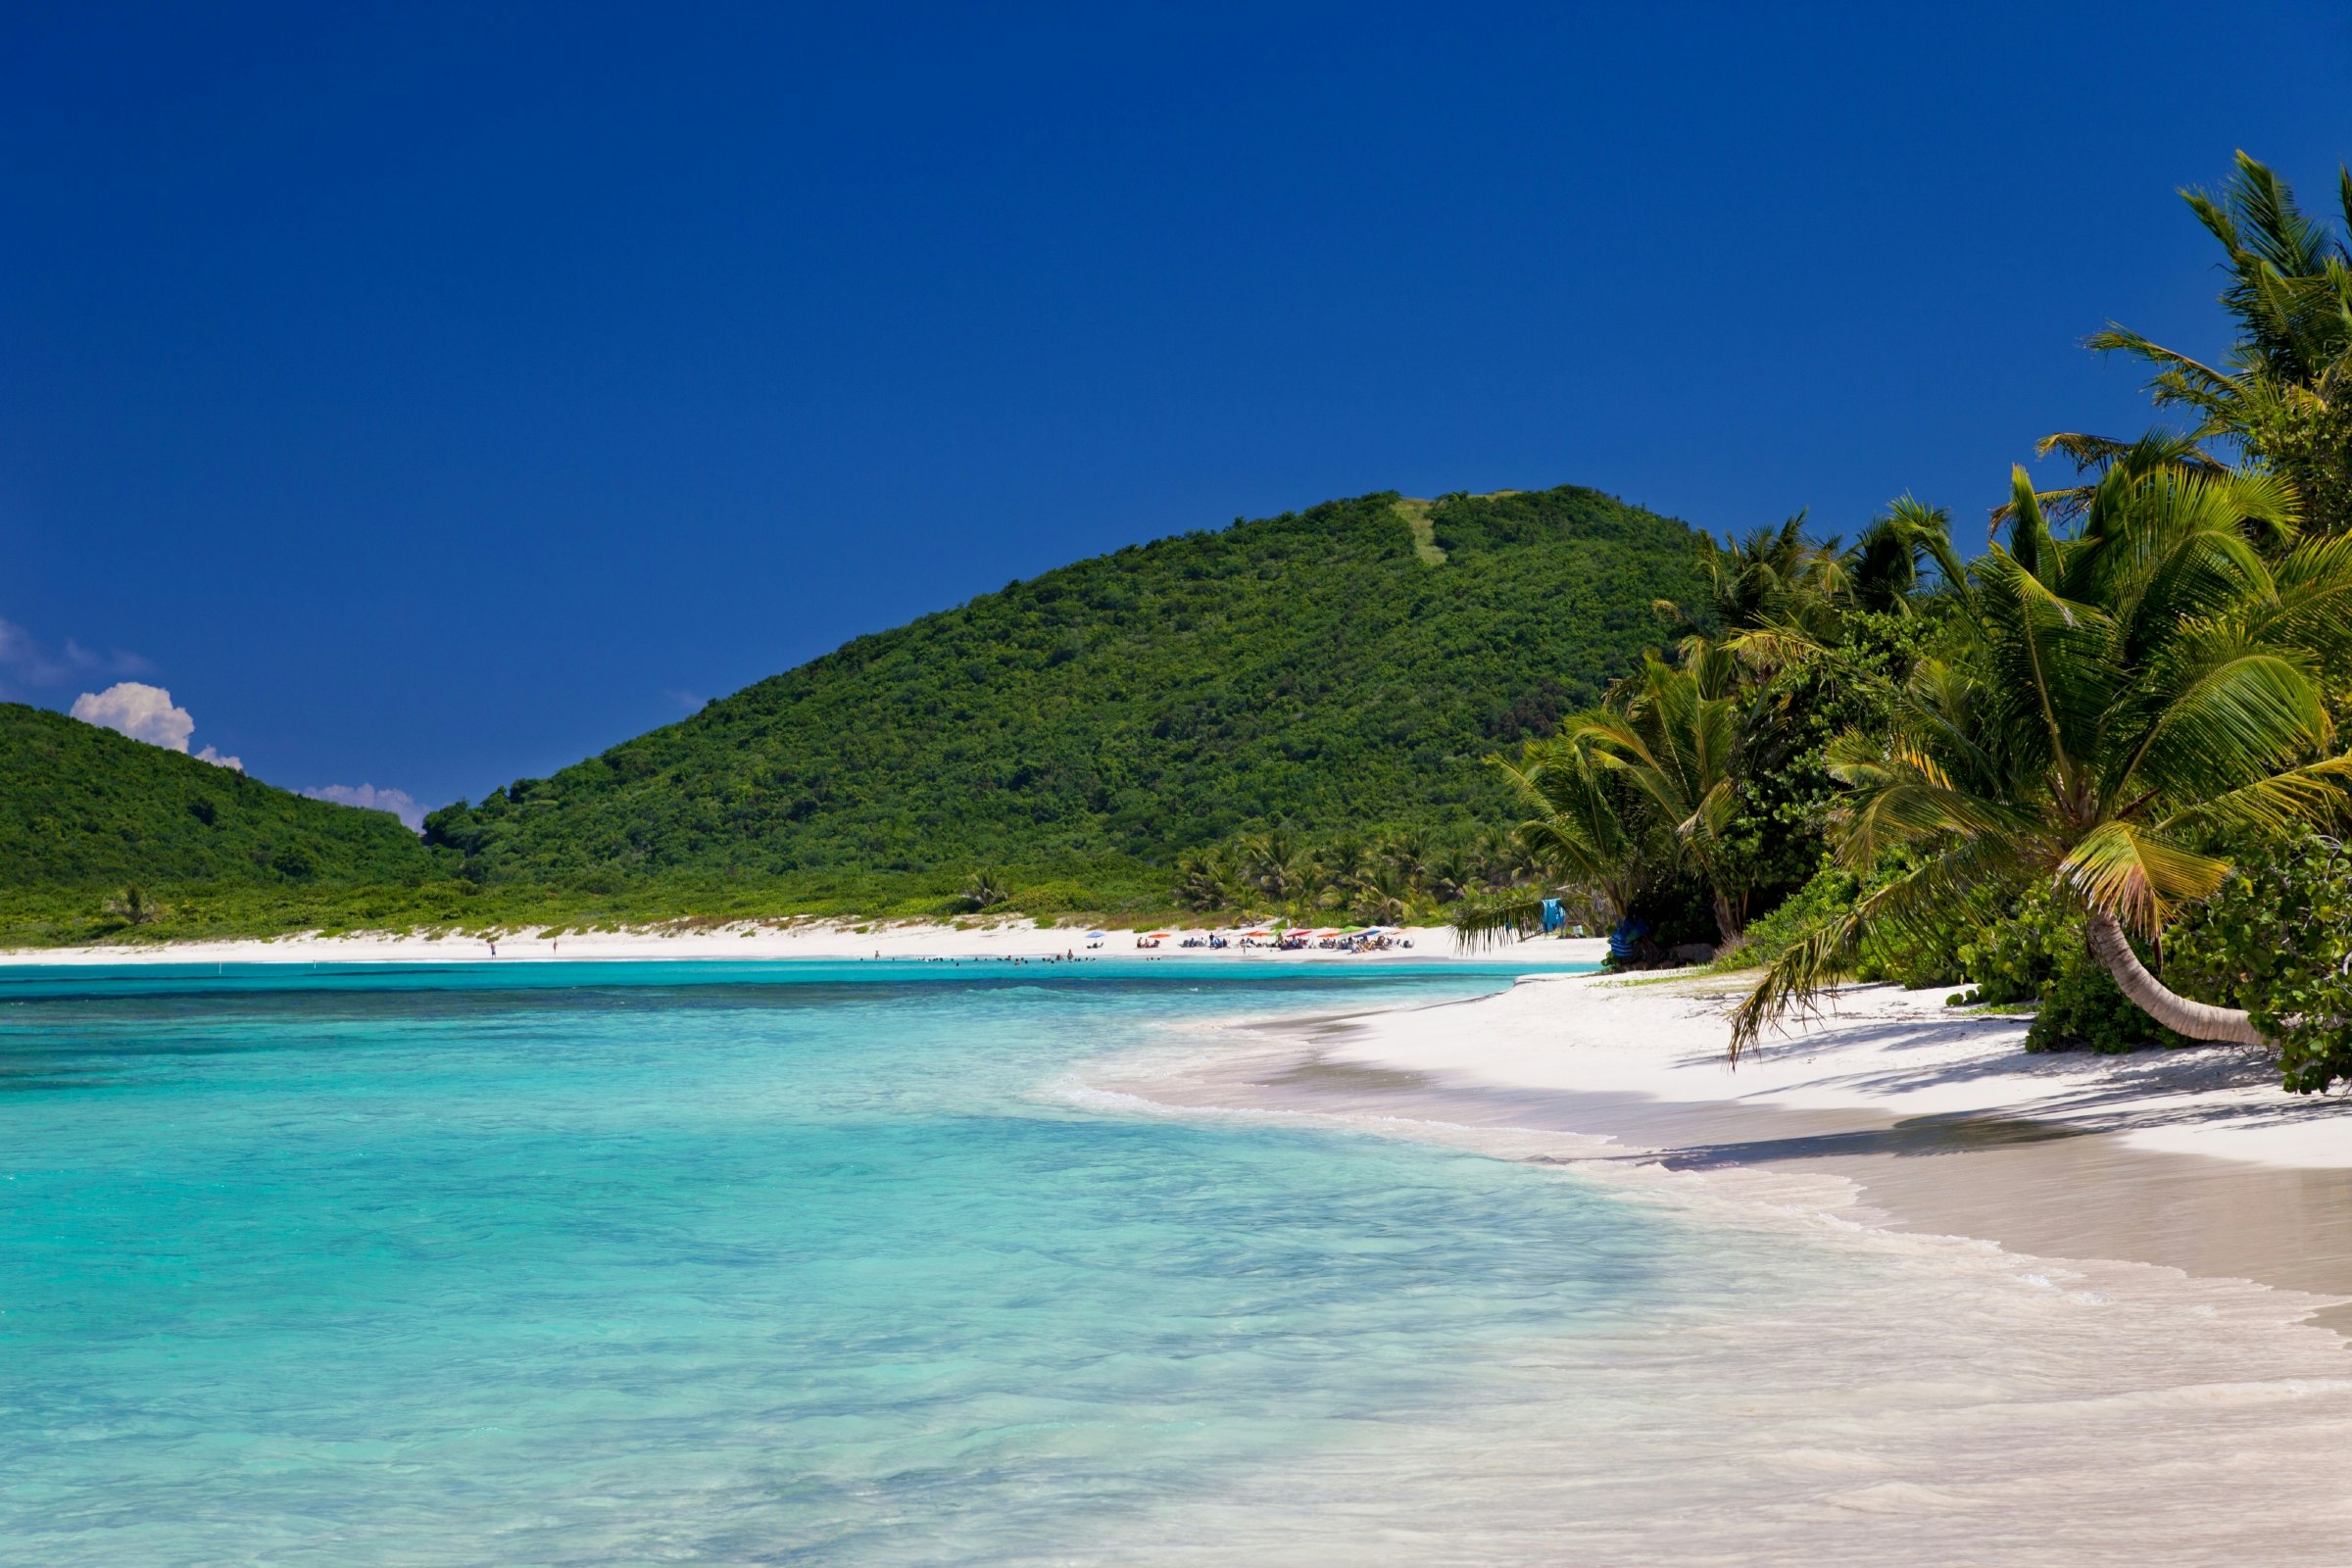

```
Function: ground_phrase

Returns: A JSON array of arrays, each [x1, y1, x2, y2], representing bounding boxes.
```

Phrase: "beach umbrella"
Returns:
[[1146, 931, 1173, 939], [1085, 931, 1106, 939]]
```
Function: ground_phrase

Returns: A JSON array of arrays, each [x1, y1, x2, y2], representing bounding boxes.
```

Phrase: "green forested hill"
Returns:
[[425, 486, 1705, 884], [0, 704, 438, 888]]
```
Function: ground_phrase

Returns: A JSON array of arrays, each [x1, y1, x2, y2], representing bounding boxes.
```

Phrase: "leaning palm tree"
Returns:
[[1732, 461, 2352, 1061]]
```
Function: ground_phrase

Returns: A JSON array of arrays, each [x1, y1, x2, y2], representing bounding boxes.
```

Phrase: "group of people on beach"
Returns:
[[1162, 928, 1410, 954]]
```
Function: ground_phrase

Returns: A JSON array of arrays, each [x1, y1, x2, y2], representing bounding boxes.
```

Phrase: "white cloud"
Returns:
[[305, 783, 426, 832], [72, 682, 196, 751], [71, 681, 244, 768]]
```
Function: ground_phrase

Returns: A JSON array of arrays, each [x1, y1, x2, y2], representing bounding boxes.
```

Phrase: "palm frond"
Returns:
[[2058, 822, 2230, 938], [1728, 841, 2031, 1061], [2158, 754, 2352, 838], [1449, 893, 1555, 951]]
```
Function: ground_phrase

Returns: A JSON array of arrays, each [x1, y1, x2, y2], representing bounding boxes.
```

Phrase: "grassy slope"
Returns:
[[424, 486, 1704, 886], [0, 703, 438, 888]]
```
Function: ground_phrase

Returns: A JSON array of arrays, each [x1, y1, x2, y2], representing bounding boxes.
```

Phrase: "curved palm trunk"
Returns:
[[2084, 910, 2268, 1047]]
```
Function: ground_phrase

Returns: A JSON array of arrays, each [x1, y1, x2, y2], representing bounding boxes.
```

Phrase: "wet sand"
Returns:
[[1094, 977, 2352, 1335]]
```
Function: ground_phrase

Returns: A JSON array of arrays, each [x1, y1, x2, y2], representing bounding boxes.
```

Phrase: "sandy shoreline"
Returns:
[[1063, 969, 2352, 1555], [0, 920, 1601, 968], [1092, 967, 2352, 1337]]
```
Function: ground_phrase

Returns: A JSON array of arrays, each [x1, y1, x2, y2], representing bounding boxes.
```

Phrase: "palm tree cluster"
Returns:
[[1465, 150, 2352, 1072], [1457, 503, 1958, 958], [1173, 825, 1537, 924], [1731, 463, 2352, 1058]]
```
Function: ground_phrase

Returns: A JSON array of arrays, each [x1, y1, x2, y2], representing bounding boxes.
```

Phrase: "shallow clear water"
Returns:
[[11, 959, 2352, 1567], [1, 960, 1683, 1564]]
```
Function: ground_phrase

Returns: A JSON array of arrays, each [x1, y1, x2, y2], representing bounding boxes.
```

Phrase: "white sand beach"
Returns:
[[1099, 961, 2352, 1321], [1056, 963, 2352, 1560], [0, 919, 1552, 967], [1331, 966, 2352, 1169]]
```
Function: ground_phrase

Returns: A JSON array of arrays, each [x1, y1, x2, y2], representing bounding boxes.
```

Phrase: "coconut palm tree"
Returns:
[[2082, 151, 2352, 532], [1172, 847, 1235, 911], [1374, 828, 1430, 894], [956, 867, 1011, 912], [1422, 839, 1478, 905], [1840, 497, 1961, 613], [1453, 643, 1752, 948], [1732, 461, 2352, 1061], [1315, 832, 1370, 890], [1236, 828, 1317, 906], [1449, 736, 1654, 946], [1578, 648, 1752, 944], [1683, 514, 1843, 632], [1349, 863, 1415, 926]]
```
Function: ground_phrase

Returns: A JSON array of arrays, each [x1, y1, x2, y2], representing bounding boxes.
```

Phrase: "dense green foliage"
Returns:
[[1437, 164, 2352, 1086], [1729, 454, 2352, 1059], [0, 703, 438, 889], [2168, 836, 2352, 1090], [1454, 503, 1956, 963], [2083, 152, 2352, 533], [423, 488, 1703, 882]]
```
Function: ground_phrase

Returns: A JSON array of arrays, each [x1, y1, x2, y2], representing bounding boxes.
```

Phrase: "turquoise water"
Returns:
[[0, 959, 1743, 1565]]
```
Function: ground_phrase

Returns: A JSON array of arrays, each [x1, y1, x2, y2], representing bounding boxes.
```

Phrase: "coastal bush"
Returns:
[[1946, 884, 2177, 1053], [2024, 959, 2181, 1054], [1847, 850, 1988, 991], [1711, 861, 1856, 971], [2166, 836, 2352, 1091], [1953, 883, 2073, 1007], [1010, 878, 1088, 915]]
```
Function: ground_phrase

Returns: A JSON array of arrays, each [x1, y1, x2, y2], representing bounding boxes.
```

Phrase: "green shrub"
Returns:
[[1012, 878, 1088, 915], [1849, 850, 1992, 990], [1954, 883, 2069, 1006], [2024, 960, 2181, 1054], [1949, 881, 2177, 1053], [2167, 836, 2352, 1092], [1714, 860, 1856, 971]]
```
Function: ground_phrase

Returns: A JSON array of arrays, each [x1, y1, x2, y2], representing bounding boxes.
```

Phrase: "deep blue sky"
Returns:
[[5, 2, 2350, 813]]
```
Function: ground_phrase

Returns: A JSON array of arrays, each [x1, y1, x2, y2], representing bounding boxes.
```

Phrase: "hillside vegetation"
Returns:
[[0, 704, 438, 888], [423, 486, 1704, 886]]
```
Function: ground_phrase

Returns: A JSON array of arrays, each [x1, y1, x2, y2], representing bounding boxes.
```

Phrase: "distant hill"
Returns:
[[0, 704, 438, 888], [424, 486, 1706, 885]]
